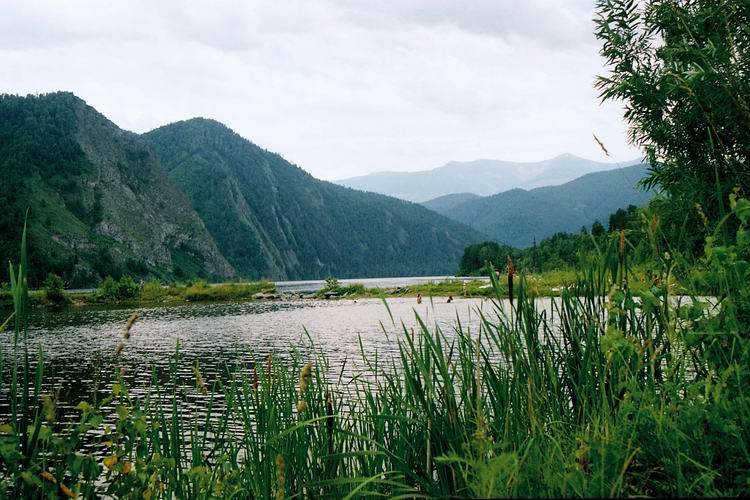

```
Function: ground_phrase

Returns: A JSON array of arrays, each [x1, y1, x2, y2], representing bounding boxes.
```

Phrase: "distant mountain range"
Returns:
[[335, 155, 642, 202], [0, 92, 483, 286], [422, 164, 654, 248]]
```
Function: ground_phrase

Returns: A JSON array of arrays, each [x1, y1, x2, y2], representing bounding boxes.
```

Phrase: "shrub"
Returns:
[[116, 276, 140, 300], [140, 280, 166, 302], [322, 276, 340, 292], [42, 272, 67, 304], [94, 275, 141, 302], [95, 276, 119, 302]]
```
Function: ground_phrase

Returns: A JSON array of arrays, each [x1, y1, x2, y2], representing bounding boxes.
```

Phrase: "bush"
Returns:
[[116, 276, 140, 300], [338, 283, 365, 296], [42, 272, 67, 304], [95, 276, 119, 302], [322, 276, 340, 292], [140, 280, 165, 302], [94, 275, 141, 302]]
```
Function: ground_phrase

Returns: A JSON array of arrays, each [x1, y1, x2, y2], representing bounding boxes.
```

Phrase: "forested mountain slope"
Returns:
[[143, 119, 485, 280], [427, 164, 653, 247], [0, 92, 234, 286]]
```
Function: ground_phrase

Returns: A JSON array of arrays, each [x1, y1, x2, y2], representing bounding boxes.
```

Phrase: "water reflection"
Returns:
[[0, 297, 503, 423]]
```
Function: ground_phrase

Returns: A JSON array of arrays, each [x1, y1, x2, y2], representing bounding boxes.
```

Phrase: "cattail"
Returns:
[[295, 362, 313, 413], [326, 392, 334, 455], [695, 202, 710, 230], [103, 454, 118, 469], [59, 483, 76, 498], [40, 472, 76, 498], [192, 363, 208, 395], [266, 353, 273, 379], [507, 255, 515, 305], [115, 342, 125, 356], [606, 285, 617, 311], [41, 391, 57, 424], [299, 362, 313, 396], [275, 454, 286, 500], [252, 366, 259, 391], [122, 313, 138, 340]]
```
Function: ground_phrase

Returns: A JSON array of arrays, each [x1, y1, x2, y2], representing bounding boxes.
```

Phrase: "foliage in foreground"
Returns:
[[595, 0, 750, 253], [0, 195, 748, 498]]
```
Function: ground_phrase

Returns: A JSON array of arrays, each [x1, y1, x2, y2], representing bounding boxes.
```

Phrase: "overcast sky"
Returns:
[[1, 0, 640, 180]]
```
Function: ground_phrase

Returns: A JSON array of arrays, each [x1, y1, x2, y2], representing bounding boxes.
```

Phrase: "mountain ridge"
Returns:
[[0, 93, 486, 285], [141, 117, 486, 280], [423, 164, 654, 248], [335, 154, 642, 202]]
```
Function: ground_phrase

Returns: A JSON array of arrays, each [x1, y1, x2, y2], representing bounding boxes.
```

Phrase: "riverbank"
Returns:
[[2, 267, 676, 310]]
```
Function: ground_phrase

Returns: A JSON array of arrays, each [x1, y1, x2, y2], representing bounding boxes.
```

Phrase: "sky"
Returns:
[[0, 0, 641, 180]]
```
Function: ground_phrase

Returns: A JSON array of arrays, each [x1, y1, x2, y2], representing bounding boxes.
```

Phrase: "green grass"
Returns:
[[64, 278, 278, 306], [327, 268, 674, 300], [1, 197, 749, 497], [180, 280, 276, 302]]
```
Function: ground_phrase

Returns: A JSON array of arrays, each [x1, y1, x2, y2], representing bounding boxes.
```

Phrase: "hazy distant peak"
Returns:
[[550, 152, 580, 160], [335, 154, 638, 202]]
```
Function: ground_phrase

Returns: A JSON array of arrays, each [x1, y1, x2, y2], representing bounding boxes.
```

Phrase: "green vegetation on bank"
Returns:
[[0, 275, 278, 309], [83, 278, 277, 305]]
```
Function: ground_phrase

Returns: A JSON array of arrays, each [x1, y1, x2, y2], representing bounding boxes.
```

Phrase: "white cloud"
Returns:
[[0, 0, 639, 180]]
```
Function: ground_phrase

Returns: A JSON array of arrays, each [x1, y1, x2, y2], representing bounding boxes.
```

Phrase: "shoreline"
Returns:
[[3, 268, 674, 311]]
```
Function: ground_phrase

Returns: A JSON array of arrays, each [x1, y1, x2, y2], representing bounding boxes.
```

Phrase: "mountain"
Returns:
[[335, 154, 641, 202], [0, 92, 234, 286], [422, 193, 481, 214], [141, 119, 485, 280], [1, 93, 484, 286], [424, 164, 654, 248]]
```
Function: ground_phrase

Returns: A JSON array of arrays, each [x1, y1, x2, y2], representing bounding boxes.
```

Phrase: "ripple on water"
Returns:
[[0, 297, 513, 441]]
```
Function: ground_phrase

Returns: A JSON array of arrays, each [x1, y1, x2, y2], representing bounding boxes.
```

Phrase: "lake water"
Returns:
[[0, 296, 505, 423]]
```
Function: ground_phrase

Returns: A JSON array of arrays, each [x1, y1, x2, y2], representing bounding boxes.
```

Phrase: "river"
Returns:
[[0, 295, 506, 424]]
